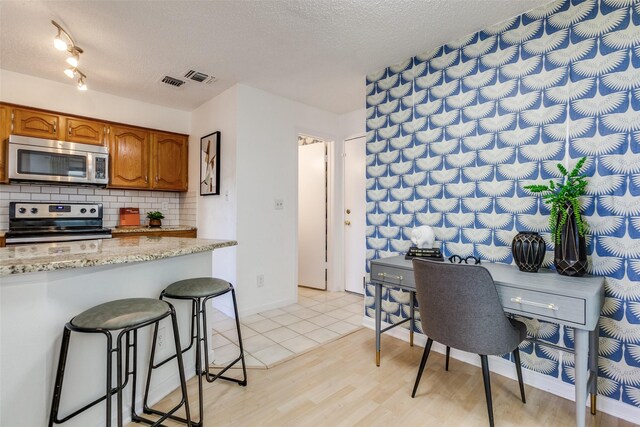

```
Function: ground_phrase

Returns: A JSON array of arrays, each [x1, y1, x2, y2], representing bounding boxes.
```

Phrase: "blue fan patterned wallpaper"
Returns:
[[364, 0, 640, 410]]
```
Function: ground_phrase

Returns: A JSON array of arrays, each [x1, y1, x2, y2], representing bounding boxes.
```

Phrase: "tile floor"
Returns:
[[210, 287, 364, 368]]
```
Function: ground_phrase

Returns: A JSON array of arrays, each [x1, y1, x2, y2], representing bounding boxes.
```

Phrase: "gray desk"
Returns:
[[370, 255, 604, 427]]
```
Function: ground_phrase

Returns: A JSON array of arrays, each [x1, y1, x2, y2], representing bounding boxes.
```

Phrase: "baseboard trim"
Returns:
[[362, 317, 640, 425]]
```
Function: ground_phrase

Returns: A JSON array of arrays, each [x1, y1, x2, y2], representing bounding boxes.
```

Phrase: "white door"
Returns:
[[344, 136, 366, 294], [298, 141, 327, 290]]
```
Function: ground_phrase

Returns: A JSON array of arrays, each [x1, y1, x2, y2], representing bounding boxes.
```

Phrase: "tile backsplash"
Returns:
[[0, 183, 188, 229]]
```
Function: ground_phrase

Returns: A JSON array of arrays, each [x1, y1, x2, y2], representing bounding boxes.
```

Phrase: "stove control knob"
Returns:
[[31, 208, 38, 214], [90, 208, 96, 214], [18, 207, 26, 214], [80, 208, 87, 214]]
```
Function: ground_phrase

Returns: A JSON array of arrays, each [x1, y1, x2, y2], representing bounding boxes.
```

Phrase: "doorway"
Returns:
[[298, 135, 329, 290], [343, 136, 366, 294]]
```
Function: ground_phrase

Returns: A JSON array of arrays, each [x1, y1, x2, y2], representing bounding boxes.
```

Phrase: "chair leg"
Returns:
[[445, 346, 451, 371], [480, 355, 494, 427], [513, 348, 526, 403], [411, 338, 433, 398]]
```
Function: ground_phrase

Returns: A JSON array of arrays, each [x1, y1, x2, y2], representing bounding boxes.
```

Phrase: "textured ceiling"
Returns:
[[0, 0, 548, 114]]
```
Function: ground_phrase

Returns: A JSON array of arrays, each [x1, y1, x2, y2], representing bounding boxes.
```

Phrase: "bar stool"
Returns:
[[48, 298, 191, 427], [143, 278, 247, 426]]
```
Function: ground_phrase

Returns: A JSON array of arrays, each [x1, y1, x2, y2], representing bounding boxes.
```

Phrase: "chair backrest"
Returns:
[[412, 258, 523, 356]]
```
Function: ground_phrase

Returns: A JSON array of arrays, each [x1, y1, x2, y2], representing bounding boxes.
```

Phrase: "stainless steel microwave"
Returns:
[[8, 135, 109, 185]]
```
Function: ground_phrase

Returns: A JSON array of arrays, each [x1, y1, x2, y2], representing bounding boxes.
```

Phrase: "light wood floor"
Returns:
[[133, 329, 636, 427]]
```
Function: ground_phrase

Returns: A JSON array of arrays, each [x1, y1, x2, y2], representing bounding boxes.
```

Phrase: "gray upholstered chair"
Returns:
[[411, 259, 527, 427]]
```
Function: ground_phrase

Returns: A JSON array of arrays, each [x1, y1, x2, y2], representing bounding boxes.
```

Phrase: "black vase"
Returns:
[[554, 203, 587, 277], [512, 231, 546, 273]]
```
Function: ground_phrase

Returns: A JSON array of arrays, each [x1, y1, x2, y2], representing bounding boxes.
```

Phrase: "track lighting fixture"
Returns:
[[52, 20, 88, 91]]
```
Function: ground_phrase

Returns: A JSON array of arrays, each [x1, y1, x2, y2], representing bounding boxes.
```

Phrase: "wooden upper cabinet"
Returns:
[[152, 132, 188, 191], [64, 117, 107, 145], [0, 105, 9, 183], [12, 107, 61, 140], [109, 125, 151, 189]]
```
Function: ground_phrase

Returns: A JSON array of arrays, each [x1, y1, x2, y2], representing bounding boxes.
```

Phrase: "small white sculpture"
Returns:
[[410, 226, 436, 249]]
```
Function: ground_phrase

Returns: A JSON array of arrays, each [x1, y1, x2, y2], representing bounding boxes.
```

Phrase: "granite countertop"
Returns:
[[0, 236, 236, 277], [111, 225, 197, 234]]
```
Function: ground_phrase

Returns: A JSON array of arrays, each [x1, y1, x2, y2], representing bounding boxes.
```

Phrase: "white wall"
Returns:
[[233, 85, 340, 314], [189, 85, 239, 308], [0, 70, 190, 133]]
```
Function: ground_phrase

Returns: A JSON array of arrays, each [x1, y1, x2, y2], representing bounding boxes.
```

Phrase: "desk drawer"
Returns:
[[370, 264, 415, 289], [497, 284, 586, 326]]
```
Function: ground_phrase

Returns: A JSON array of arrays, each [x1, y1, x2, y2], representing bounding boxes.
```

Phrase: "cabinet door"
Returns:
[[0, 105, 9, 183], [64, 117, 107, 145], [152, 132, 188, 191], [12, 108, 61, 140], [109, 125, 150, 189]]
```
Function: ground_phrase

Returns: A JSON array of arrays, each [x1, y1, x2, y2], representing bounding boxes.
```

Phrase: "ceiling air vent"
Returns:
[[161, 75, 186, 87], [183, 69, 217, 84]]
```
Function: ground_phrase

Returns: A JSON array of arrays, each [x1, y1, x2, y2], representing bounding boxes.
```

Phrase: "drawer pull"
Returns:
[[510, 297, 558, 311], [377, 272, 403, 281]]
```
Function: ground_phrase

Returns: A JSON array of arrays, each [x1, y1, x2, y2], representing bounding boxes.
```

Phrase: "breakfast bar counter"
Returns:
[[0, 235, 233, 276], [0, 236, 237, 427]]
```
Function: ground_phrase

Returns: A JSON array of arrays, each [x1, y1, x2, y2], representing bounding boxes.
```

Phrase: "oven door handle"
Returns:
[[6, 234, 112, 244]]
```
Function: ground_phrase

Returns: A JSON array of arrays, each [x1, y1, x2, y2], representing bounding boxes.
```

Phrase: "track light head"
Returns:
[[64, 67, 76, 78], [54, 30, 68, 51], [66, 51, 79, 68]]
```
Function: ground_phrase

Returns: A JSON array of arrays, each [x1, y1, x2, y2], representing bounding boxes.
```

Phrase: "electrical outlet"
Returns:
[[274, 199, 284, 210], [157, 326, 167, 349], [162, 200, 169, 211], [257, 274, 265, 288]]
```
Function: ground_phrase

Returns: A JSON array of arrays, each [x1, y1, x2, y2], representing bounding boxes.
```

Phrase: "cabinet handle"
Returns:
[[155, 176, 159, 183], [145, 175, 148, 183], [53, 120, 57, 133], [68, 125, 71, 136], [377, 272, 403, 281], [510, 297, 558, 311], [11, 112, 14, 132]]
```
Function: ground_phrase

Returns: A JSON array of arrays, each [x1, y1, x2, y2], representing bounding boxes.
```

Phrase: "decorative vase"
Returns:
[[148, 219, 162, 228], [554, 203, 587, 277], [512, 231, 546, 273]]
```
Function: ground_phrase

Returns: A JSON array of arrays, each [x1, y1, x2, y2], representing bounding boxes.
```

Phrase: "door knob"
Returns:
[[346, 209, 351, 214], [345, 220, 351, 226]]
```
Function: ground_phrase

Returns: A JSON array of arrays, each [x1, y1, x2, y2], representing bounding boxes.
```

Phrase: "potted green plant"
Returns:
[[146, 211, 164, 228], [524, 157, 588, 276]]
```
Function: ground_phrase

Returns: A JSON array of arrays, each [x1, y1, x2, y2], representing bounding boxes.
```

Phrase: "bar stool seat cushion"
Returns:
[[164, 277, 231, 298], [71, 298, 170, 330]]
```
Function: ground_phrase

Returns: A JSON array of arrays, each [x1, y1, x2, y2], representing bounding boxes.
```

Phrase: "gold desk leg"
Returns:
[[410, 329, 414, 347], [591, 394, 597, 415], [376, 351, 380, 367]]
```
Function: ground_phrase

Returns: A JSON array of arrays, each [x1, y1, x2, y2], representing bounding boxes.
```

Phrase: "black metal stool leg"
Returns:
[[202, 289, 247, 385], [142, 321, 160, 415], [116, 330, 125, 427], [48, 327, 72, 427], [138, 311, 193, 426], [230, 287, 248, 386]]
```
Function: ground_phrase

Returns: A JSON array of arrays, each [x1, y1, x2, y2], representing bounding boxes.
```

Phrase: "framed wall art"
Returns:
[[200, 131, 221, 196]]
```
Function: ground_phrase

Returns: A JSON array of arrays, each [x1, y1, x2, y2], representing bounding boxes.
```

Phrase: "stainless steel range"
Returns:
[[5, 202, 112, 245]]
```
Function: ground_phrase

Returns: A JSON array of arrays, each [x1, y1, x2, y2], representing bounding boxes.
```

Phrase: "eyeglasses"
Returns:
[[448, 254, 481, 265]]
